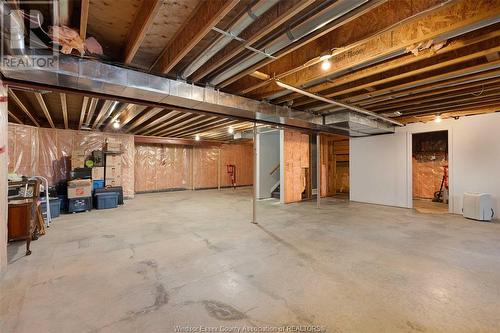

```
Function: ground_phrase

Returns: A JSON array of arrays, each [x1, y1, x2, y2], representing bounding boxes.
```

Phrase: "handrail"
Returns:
[[269, 163, 280, 175]]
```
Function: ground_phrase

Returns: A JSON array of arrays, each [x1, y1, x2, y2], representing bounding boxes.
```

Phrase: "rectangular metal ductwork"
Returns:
[[323, 111, 396, 136]]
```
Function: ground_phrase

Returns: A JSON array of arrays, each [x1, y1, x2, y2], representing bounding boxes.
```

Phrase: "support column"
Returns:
[[217, 147, 221, 191], [252, 122, 257, 224], [0, 84, 8, 269], [316, 133, 321, 209]]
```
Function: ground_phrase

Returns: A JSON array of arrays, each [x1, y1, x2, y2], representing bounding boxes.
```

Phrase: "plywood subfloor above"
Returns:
[[131, 0, 199, 69]]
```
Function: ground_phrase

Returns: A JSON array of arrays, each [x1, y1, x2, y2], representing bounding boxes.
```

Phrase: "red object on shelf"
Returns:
[[227, 164, 236, 189]]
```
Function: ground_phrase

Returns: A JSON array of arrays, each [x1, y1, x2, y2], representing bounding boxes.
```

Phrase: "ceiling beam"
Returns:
[[78, 96, 89, 130], [154, 115, 206, 136], [119, 104, 147, 127], [8, 89, 40, 126], [60, 93, 68, 129], [132, 110, 179, 134], [8, 110, 23, 124], [143, 113, 193, 136], [151, 0, 239, 74], [228, 0, 500, 96], [79, 0, 89, 40], [92, 100, 113, 129], [398, 105, 498, 123], [161, 116, 222, 136], [85, 97, 98, 126], [175, 119, 239, 138], [190, 0, 315, 82], [125, 107, 163, 132], [34, 92, 55, 128], [123, 0, 162, 64], [294, 42, 500, 108], [272, 28, 500, 104]]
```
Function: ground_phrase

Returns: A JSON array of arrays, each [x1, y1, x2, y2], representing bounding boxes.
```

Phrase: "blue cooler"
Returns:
[[95, 192, 118, 209]]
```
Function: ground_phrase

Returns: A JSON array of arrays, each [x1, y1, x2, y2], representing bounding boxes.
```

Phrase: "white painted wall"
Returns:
[[256, 130, 280, 199], [350, 113, 500, 218]]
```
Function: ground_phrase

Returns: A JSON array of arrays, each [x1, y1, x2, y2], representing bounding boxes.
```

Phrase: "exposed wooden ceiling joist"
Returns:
[[34, 92, 55, 128], [151, 0, 240, 74], [123, 0, 162, 64], [132, 110, 180, 134], [154, 115, 206, 137], [79, 0, 89, 40], [125, 107, 163, 132], [78, 96, 89, 130], [8, 110, 23, 124], [60, 93, 68, 129], [230, 0, 499, 98], [190, 0, 315, 82], [143, 112, 194, 136], [8, 89, 40, 127]]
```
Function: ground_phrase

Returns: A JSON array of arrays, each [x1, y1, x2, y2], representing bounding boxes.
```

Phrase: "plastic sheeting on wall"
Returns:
[[135, 144, 191, 192], [412, 152, 448, 199], [135, 142, 254, 192], [7, 124, 135, 198]]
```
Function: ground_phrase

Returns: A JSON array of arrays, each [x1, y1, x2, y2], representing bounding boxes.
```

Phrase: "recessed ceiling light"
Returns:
[[112, 120, 120, 129], [228, 126, 234, 134]]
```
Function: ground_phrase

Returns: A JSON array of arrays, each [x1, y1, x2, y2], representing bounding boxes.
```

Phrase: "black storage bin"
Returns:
[[68, 197, 92, 213], [92, 150, 104, 167], [95, 192, 118, 209], [58, 194, 68, 213], [71, 168, 92, 180], [40, 197, 61, 219], [94, 186, 123, 205]]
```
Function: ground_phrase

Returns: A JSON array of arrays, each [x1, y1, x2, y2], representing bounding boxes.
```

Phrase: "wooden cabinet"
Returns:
[[8, 199, 34, 255]]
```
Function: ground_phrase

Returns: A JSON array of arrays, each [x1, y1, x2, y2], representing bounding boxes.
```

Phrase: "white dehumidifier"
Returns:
[[462, 193, 495, 222]]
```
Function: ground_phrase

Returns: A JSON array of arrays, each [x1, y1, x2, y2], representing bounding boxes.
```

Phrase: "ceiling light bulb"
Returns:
[[434, 115, 442, 123], [321, 59, 331, 71], [228, 126, 234, 134], [195, 134, 200, 141], [319, 54, 331, 62], [112, 120, 120, 129]]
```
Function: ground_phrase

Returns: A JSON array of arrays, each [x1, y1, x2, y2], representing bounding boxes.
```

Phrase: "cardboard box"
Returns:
[[105, 142, 121, 153], [105, 154, 122, 167], [92, 167, 105, 180], [105, 165, 122, 179], [105, 178, 122, 187], [71, 150, 86, 169], [67, 179, 92, 198]]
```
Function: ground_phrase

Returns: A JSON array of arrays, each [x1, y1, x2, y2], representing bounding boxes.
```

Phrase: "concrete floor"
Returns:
[[2, 188, 500, 333]]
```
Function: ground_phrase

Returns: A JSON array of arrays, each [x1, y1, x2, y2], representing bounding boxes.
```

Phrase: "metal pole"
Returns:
[[316, 133, 321, 209], [252, 122, 257, 224], [217, 147, 221, 191]]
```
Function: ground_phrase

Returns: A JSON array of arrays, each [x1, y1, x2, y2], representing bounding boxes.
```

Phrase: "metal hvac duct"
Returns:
[[181, 0, 280, 79], [0, 1, 25, 55], [208, 0, 370, 86], [1, 54, 373, 135]]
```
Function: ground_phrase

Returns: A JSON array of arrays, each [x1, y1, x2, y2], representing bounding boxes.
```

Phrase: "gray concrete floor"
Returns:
[[2, 188, 500, 333]]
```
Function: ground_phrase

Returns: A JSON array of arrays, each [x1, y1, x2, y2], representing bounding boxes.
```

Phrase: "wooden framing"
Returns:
[[190, 0, 315, 81], [79, 0, 89, 40], [34, 93, 55, 128], [230, 0, 499, 97], [8, 110, 23, 124], [151, 0, 239, 74], [8, 89, 40, 127], [123, 0, 162, 64], [60, 93, 68, 129], [78, 96, 88, 130], [125, 107, 163, 132]]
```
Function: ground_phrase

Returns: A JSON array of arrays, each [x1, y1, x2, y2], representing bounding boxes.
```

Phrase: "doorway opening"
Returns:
[[412, 130, 449, 214]]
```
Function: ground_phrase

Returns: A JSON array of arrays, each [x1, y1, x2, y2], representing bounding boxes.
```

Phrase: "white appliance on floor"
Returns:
[[462, 193, 495, 221]]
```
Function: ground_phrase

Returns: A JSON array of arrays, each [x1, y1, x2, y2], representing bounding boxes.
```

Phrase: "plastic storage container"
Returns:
[[40, 197, 61, 218], [68, 197, 92, 213], [95, 192, 118, 209], [94, 186, 124, 205], [93, 180, 105, 191]]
